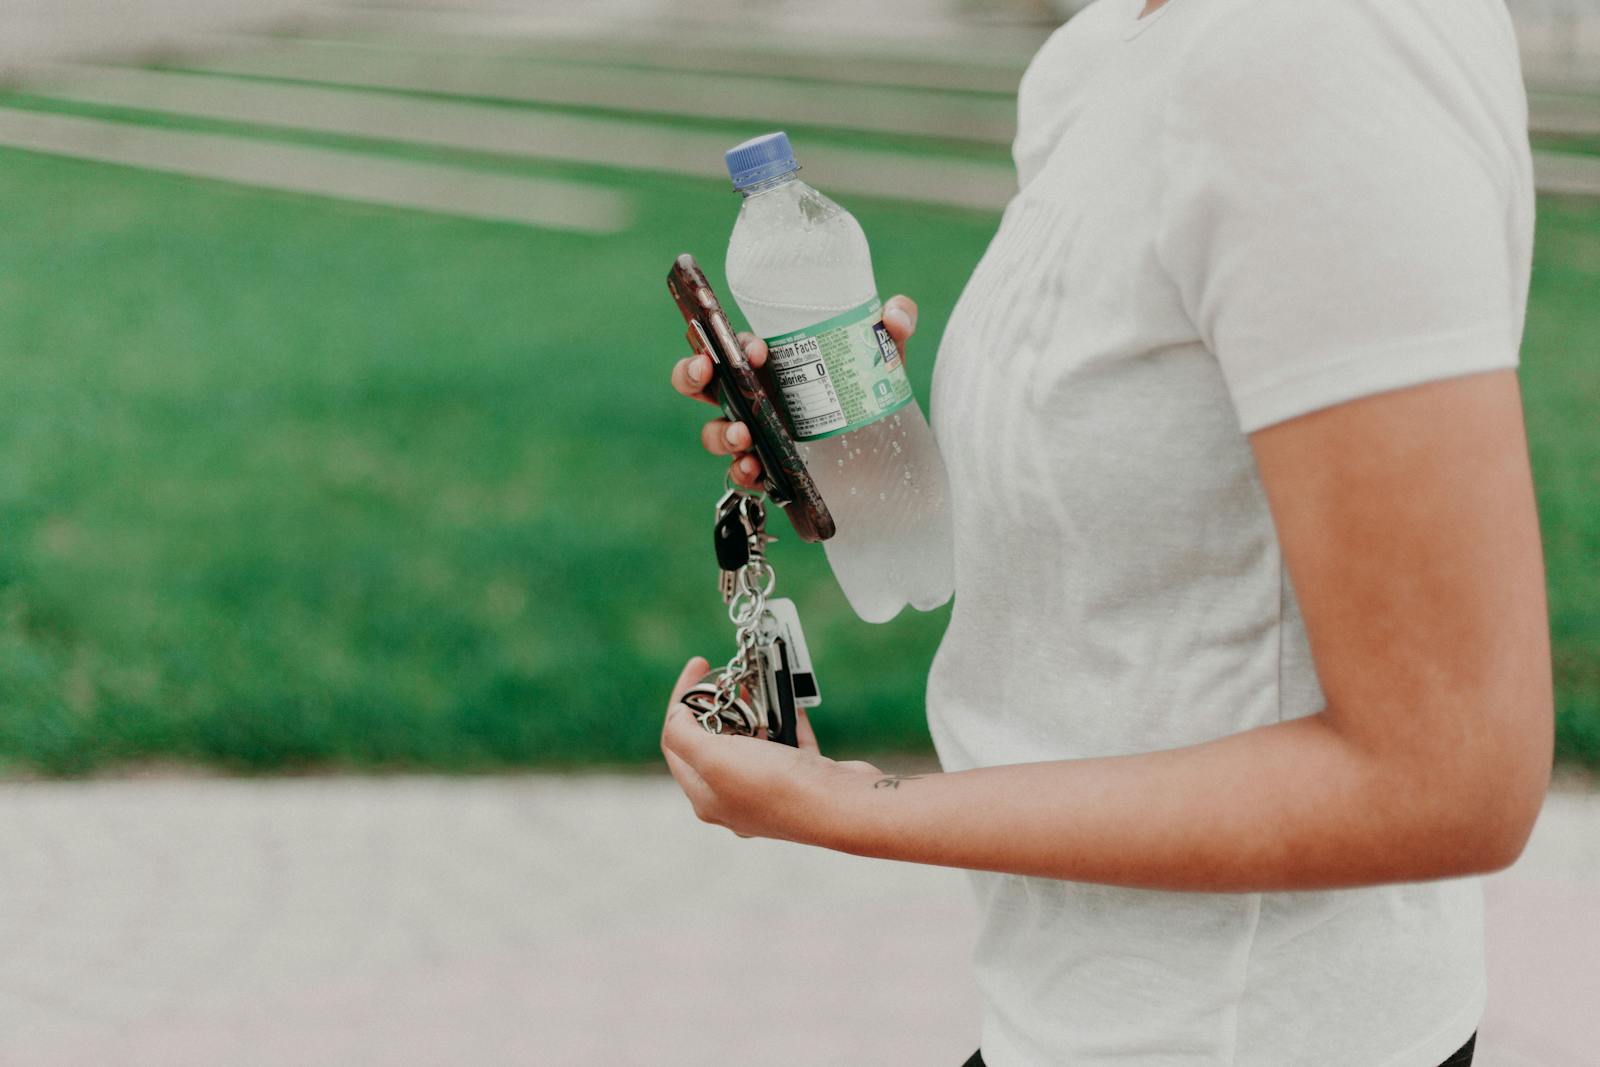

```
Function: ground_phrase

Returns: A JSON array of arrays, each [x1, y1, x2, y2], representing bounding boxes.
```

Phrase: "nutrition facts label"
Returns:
[[767, 335, 848, 438], [764, 298, 914, 441]]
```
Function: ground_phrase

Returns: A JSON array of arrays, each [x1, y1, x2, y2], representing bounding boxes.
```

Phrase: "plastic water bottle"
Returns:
[[723, 131, 955, 624]]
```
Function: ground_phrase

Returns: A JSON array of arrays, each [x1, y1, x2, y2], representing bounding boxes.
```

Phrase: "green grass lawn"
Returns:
[[0, 122, 1595, 775], [0, 132, 991, 774], [1524, 195, 1600, 768]]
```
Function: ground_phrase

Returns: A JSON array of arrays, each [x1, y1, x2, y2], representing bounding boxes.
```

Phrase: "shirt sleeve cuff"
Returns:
[[1226, 322, 1521, 434]]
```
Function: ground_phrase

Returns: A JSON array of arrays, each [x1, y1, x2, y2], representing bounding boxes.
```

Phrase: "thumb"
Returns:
[[667, 656, 709, 715], [882, 295, 918, 356]]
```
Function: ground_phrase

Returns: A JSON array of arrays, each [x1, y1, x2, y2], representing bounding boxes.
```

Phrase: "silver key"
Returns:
[[744, 634, 778, 741], [757, 640, 793, 742]]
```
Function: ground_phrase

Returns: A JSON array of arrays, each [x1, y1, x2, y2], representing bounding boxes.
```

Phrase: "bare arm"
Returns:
[[663, 370, 1552, 891]]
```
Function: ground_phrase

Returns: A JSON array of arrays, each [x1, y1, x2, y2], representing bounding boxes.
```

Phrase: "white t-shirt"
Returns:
[[924, 0, 1533, 1064]]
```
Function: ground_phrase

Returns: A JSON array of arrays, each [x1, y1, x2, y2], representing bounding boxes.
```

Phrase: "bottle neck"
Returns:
[[736, 170, 800, 199]]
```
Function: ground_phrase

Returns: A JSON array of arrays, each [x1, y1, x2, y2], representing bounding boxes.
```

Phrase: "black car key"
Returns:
[[713, 490, 750, 601]]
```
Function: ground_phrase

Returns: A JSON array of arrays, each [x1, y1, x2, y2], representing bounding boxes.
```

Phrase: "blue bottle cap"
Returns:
[[725, 131, 800, 190]]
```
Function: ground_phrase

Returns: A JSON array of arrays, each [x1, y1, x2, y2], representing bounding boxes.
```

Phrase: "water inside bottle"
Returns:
[[726, 173, 954, 623]]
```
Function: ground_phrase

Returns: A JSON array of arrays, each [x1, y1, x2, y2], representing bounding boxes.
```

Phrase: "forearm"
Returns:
[[820, 711, 1518, 892]]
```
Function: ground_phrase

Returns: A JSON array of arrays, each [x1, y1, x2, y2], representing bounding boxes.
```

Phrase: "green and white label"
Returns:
[[763, 297, 913, 441]]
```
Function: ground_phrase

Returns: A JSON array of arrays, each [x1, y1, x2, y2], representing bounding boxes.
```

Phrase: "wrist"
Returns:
[[801, 760, 878, 854]]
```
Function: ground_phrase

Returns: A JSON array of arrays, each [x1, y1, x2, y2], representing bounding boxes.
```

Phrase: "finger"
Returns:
[[736, 333, 768, 369], [663, 744, 717, 815], [729, 453, 763, 489], [662, 696, 716, 764], [671, 355, 722, 407], [663, 657, 710, 748], [700, 418, 752, 457], [882, 295, 918, 355], [663, 702, 753, 795], [795, 707, 820, 754], [669, 656, 708, 708]]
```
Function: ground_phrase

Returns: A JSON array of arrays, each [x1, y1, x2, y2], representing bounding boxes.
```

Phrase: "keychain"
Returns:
[[680, 483, 820, 747]]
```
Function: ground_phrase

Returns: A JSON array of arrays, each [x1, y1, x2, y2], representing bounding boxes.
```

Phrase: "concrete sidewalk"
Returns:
[[0, 774, 1594, 1065]]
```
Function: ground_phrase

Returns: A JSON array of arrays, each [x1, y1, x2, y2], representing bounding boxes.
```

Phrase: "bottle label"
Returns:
[[762, 297, 913, 441]]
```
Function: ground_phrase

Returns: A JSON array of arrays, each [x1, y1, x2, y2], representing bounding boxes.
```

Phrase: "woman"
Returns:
[[663, 0, 1550, 1063]]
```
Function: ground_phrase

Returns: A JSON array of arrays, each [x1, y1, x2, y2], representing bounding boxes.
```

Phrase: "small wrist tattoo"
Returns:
[[873, 774, 924, 790]]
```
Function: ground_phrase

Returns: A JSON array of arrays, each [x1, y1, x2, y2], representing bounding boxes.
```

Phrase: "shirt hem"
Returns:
[[975, 975, 1486, 1067], [1369, 976, 1486, 1067]]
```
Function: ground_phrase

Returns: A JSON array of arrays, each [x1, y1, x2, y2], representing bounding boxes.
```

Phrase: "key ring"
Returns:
[[728, 588, 759, 628], [736, 558, 776, 600]]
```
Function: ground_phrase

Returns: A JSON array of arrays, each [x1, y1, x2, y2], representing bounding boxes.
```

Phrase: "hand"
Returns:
[[668, 295, 919, 489], [660, 657, 884, 843]]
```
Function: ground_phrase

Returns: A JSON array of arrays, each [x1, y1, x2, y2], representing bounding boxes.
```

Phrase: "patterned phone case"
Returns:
[[667, 254, 835, 543]]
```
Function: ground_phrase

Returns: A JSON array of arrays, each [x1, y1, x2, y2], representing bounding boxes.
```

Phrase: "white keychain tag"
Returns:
[[763, 597, 820, 708]]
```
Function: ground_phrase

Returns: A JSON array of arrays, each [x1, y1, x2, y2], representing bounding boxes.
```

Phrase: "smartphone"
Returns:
[[667, 253, 835, 543]]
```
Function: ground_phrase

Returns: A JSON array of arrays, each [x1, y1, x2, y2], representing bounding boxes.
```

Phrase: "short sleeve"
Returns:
[[1154, 2, 1528, 433]]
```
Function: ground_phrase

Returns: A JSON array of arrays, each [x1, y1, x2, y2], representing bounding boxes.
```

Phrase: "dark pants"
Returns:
[[961, 1032, 1476, 1067]]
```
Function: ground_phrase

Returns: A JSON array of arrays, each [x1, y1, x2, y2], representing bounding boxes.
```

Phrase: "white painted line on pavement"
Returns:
[[32, 65, 1019, 211], [1529, 93, 1600, 139], [319, 6, 1045, 78], [184, 38, 1019, 146], [0, 105, 634, 232], [1533, 149, 1600, 197], [306, 24, 1031, 95]]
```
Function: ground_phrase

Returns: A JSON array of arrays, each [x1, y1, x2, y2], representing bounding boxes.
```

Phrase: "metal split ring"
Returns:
[[737, 559, 776, 599]]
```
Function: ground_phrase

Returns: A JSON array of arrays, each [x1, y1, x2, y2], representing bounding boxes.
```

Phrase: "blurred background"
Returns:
[[0, 1, 1595, 1063]]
